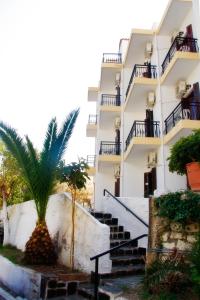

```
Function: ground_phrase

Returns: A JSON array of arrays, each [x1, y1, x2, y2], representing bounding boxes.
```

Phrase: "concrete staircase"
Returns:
[[77, 211, 146, 299]]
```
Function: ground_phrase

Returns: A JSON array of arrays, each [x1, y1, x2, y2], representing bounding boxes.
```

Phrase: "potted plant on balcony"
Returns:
[[168, 129, 200, 191]]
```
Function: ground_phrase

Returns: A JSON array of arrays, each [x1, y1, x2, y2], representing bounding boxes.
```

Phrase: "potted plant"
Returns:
[[168, 129, 200, 191]]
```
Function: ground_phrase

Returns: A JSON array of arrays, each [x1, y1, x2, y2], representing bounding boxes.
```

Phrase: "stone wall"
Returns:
[[147, 198, 198, 264]]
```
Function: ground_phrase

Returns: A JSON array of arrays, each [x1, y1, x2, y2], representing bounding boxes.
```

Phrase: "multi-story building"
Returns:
[[86, 0, 200, 216]]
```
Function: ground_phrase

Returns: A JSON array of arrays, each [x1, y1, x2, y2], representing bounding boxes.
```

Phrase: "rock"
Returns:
[[162, 232, 169, 242], [163, 242, 176, 249], [170, 222, 183, 232], [187, 235, 196, 243], [170, 232, 183, 240], [185, 223, 199, 233], [177, 240, 192, 251]]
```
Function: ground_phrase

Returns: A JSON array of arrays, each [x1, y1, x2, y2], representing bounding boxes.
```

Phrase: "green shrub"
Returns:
[[188, 234, 200, 296], [143, 249, 190, 298], [168, 129, 200, 175], [155, 190, 200, 225]]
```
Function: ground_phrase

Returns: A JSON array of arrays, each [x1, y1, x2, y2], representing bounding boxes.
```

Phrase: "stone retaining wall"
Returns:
[[147, 198, 198, 264]]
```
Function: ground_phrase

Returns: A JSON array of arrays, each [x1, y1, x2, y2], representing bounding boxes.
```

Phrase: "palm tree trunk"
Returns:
[[2, 189, 9, 246], [24, 221, 57, 265]]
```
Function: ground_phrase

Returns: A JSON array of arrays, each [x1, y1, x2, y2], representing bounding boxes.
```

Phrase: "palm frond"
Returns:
[[40, 118, 57, 164], [56, 108, 79, 161], [0, 109, 79, 222], [25, 135, 42, 214], [0, 122, 32, 191]]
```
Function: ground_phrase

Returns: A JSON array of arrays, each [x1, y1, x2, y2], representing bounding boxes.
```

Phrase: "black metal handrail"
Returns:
[[164, 100, 200, 134], [99, 141, 121, 155], [90, 234, 148, 300], [102, 53, 122, 63], [88, 114, 97, 124], [126, 64, 157, 98], [104, 189, 149, 228], [125, 120, 160, 150], [162, 36, 198, 74], [101, 94, 121, 106], [86, 155, 96, 167]]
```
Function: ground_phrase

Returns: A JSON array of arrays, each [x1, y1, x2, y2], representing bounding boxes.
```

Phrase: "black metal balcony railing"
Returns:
[[99, 142, 121, 155], [102, 53, 122, 63], [101, 94, 121, 106], [164, 101, 200, 134], [126, 64, 157, 98], [88, 114, 97, 124], [86, 155, 96, 167], [125, 120, 160, 150], [162, 36, 199, 74]]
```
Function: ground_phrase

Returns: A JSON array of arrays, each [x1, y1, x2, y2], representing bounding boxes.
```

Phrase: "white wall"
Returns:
[[3, 193, 112, 274], [120, 39, 129, 63], [0, 255, 41, 299], [192, 0, 200, 41], [94, 169, 115, 211], [98, 127, 116, 141], [163, 145, 187, 192], [102, 195, 148, 248], [122, 156, 149, 197]]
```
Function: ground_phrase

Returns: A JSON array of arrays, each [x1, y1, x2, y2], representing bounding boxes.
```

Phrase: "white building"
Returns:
[[86, 0, 200, 216]]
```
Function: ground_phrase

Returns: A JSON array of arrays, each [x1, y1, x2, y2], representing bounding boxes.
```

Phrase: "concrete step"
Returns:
[[101, 264, 145, 279], [110, 239, 138, 248], [111, 246, 146, 257], [98, 218, 118, 226], [78, 283, 94, 299], [78, 283, 122, 300], [52, 296, 86, 300], [111, 255, 145, 266], [110, 231, 130, 240], [110, 225, 124, 233], [90, 212, 112, 220]]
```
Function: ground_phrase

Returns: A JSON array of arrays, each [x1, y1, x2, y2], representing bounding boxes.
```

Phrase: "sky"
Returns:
[[0, 0, 168, 163]]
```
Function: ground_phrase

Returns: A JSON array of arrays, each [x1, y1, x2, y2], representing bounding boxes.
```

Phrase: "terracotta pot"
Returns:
[[186, 162, 200, 191]]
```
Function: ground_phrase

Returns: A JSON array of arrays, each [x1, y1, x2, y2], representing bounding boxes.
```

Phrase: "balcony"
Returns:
[[99, 94, 121, 128], [99, 141, 121, 155], [126, 64, 157, 99], [102, 53, 122, 64], [86, 155, 96, 176], [101, 94, 121, 106], [86, 114, 97, 137], [124, 120, 161, 160], [161, 37, 200, 84], [164, 101, 200, 144], [100, 54, 122, 91], [98, 142, 121, 164]]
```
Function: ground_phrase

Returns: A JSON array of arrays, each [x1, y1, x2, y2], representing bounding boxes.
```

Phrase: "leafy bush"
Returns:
[[155, 191, 200, 225], [188, 234, 200, 296], [144, 249, 190, 298], [168, 129, 200, 175]]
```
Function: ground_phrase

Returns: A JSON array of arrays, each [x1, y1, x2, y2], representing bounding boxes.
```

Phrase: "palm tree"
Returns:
[[0, 109, 79, 264]]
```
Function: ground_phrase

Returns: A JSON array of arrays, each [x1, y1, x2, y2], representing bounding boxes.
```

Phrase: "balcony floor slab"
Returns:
[[124, 137, 161, 161], [161, 51, 200, 85], [164, 119, 200, 144]]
